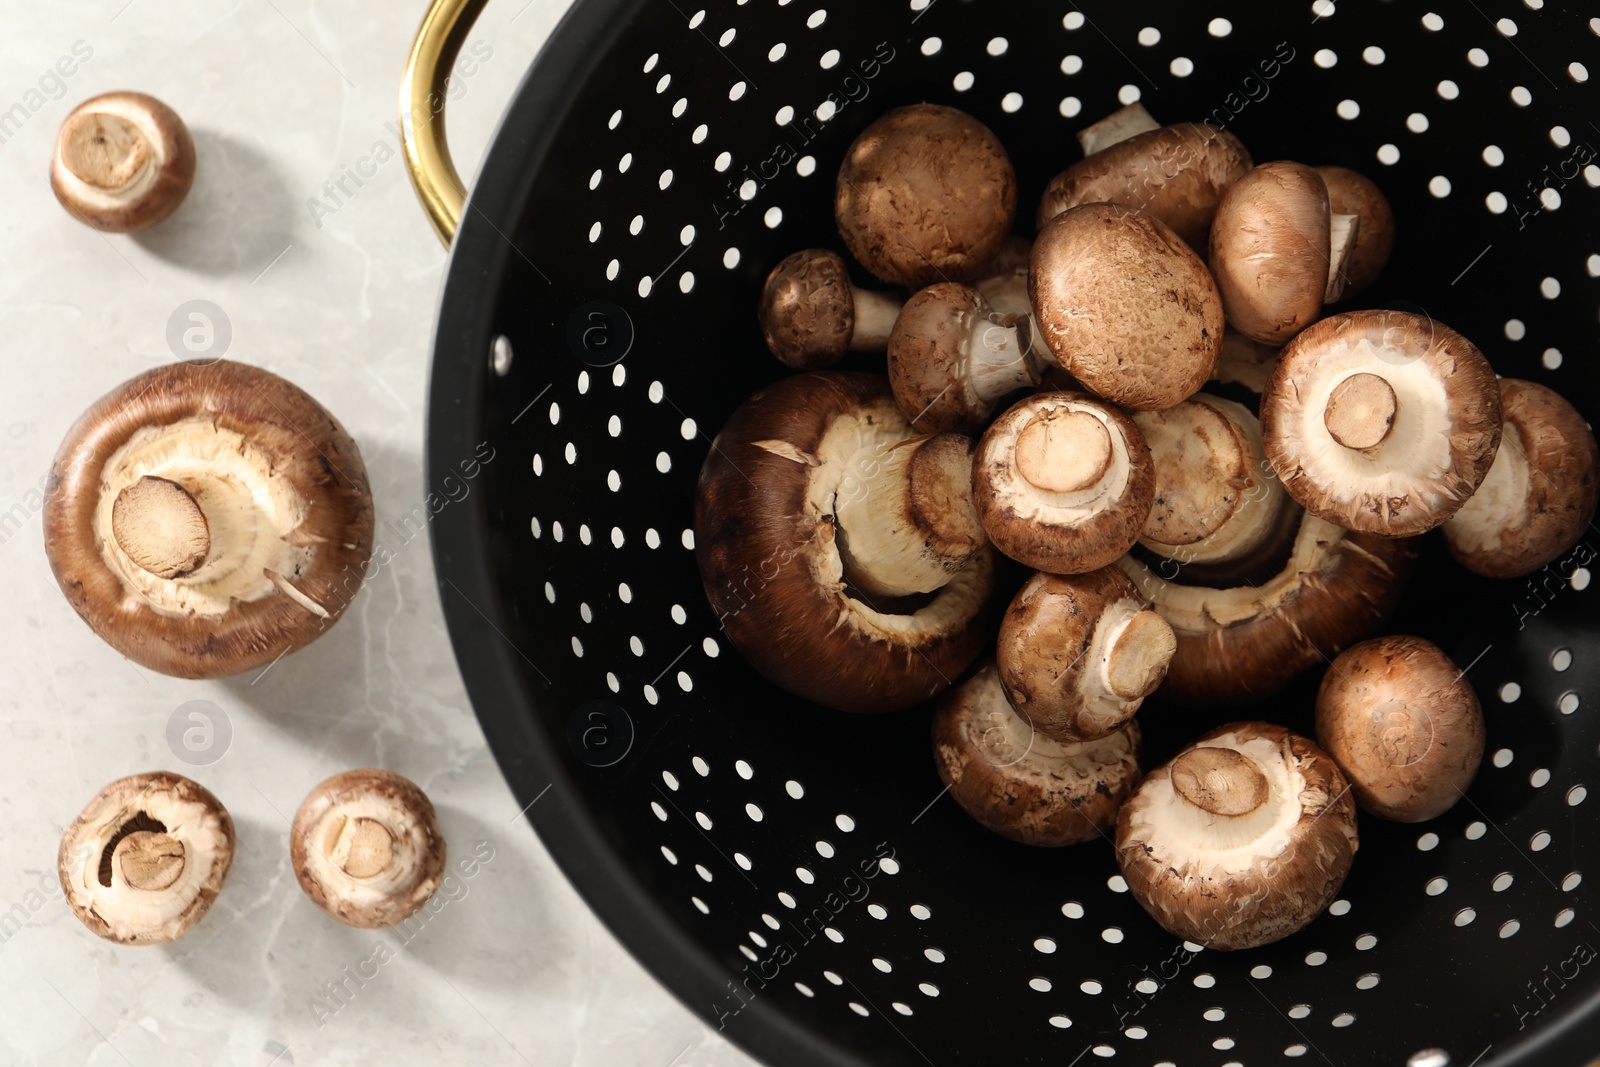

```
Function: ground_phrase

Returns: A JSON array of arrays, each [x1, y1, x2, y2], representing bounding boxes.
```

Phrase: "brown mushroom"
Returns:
[[696, 372, 1000, 712], [59, 771, 234, 945], [1315, 636, 1485, 822], [1116, 722, 1359, 950], [1443, 379, 1599, 578], [44, 360, 375, 678], [934, 661, 1142, 846], [974, 391, 1155, 574], [51, 92, 195, 233], [1316, 165, 1395, 299], [1260, 311, 1502, 537], [292, 769, 446, 929], [835, 104, 1016, 288], [1030, 202, 1222, 410], [996, 567, 1174, 742], [759, 249, 904, 369]]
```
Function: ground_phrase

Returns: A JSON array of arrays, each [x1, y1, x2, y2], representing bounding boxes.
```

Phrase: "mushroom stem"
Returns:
[[1077, 103, 1160, 155], [1016, 410, 1112, 494], [1103, 605, 1178, 700], [1323, 212, 1360, 303], [849, 287, 902, 351], [1324, 372, 1398, 451], [332, 817, 396, 879], [114, 831, 185, 891], [111, 475, 213, 580], [59, 111, 152, 192], [1170, 747, 1270, 816]]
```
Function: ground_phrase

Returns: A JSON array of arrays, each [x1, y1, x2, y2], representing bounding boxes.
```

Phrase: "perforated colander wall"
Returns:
[[430, 2, 1600, 1064]]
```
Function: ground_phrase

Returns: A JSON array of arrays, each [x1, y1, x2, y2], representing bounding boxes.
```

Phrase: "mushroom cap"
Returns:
[[1118, 512, 1418, 706], [1261, 311, 1503, 536], [291, 769, 446, 929], [887, 282, 1035, 434], [44, 360, 375, 678], [759, 249, 856, 369], [1208, 161, 1332, 345], [835, 104, 1017, 289], [1443, 378, 1599, 578], [1030, 203, 1222, 410], [51, 91, 195, 233], [59, 771, 234, 945], [696, 372, 1000, 713], [1036, 124, 1254, 248], [974, 391, 1156, 574], [1316, 165, 1394, 299], [1116, 721, 1359, 951], [934, 661, 1142, 846], [1315, 636, 1485, 822]]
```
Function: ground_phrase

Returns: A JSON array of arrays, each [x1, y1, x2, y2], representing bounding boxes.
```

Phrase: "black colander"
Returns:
[[421, 1, 1600, 1063]]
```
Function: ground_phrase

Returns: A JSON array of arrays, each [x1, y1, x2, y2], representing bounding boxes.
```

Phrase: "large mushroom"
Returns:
[[934, 661, 1142, 846], [1443, 379, 1599, 578], [1316, 165, 1395, 299], [59, 771, 234, 945], [995, 567, 1174, 742], [1116, 722, 1359, 950], [44, 360, 375, 678], [52, 92, 195, 233], [758, 249, 903, 369], [696, 372, 1000, 713], [1315, 636, 1485, 822], [1260, 310, 1502, 537], [835, 104, 1016, 289]]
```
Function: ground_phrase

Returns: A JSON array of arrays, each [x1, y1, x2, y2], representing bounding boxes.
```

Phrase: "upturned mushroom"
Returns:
[[1443, 379, 1599, 578], [59, 771, 234, 945], [1260, 310, 1503, 536], [1030, 202, 1222, 410], [1209, 161, 1359, 344], [758, 248, 903, 369], [1116, 722, 1359, 950], [1315, 636, 1485, 822], [996, 567, 1174, 742], [697, 372, 1000, 713], [934, 661, 1142, 846], [292, 769, 446, 928], [1037, 103, 1254, 249], [835, 104, 1016, 288], [44, 360, 375, 678], [52, 91, 195, 233], [1316, 165, 1394, 299], [974, 391, 1155, 575]]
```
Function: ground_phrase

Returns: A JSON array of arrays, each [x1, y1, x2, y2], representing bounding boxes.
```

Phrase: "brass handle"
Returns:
[[400, 0, 490, 245]]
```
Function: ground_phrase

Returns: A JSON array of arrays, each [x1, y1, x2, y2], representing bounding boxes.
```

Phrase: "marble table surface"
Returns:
[[0, 2, 761, 1064]]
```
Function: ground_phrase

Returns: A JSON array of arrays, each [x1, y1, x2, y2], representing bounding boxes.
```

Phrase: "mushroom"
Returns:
[[1315, 636, 1485, 822], [1030, 202, 1222, 411], [1443, 378, 1600, 578], [1116, 722, 1359, 950], [1209, 161, 1359, 344], [292, 769, 446, 928], [1210, 329, 1281, 396], [973, 391, 1155, 575], [996, 567, 1175, 742], [933, 661, 1142, 846], [835, 104, 1017, 288], [696, 372, 1000, 713], [44, 360, 375, 678], [970, 235, 1035, 321], [51, 92, 195, 233], [59, 771, 234, 945], [758, 249, 904, 369], [1260, 310, 1503, 537], [1118, 512, 1417, 705], [1316, 165, 1394, 299], [1037, 103, 1254, 249]]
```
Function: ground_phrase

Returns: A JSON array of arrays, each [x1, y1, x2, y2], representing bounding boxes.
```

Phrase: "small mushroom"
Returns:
[[51, 92, 195, 233], [44, 360, 375, 678], [1316, 165, 1395, 299], [1443, 379, 1600, 578], [1116, 722, 1359, 950], [697, 372, 1000, 712], [1260, 310, 1503, 537], [934, 661, 1142, 846], [996, 567, 1175, 742], [758, 249, 904, 369], [1037, 103, 1254, 248], [835, 104, 1017, 288], [1209, 161, 1359, 344], [292, 769, 446, 928], [974, 391, 1155, 575], [1315, 636, 1485, 823], [1031, 202, 1222, 410], [59, 771, 234, 945]]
